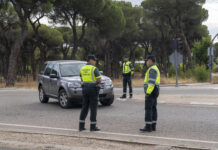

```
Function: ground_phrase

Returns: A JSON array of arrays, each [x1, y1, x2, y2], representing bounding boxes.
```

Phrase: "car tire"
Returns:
[[58, 89, 71, 109], [39, 86, 49, 103], [100, 96, 114, 106]]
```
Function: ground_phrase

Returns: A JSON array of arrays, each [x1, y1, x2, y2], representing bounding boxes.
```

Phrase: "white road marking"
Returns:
[[0, 89, 36, 92], [116, 98, 127, 101], [0, 122, 218, 145], [190, 102, 215, 105], [0, 123, 77, 132]]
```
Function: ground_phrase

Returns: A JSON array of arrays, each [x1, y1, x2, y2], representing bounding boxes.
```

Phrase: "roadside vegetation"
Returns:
[[0, 0, 218, 87]]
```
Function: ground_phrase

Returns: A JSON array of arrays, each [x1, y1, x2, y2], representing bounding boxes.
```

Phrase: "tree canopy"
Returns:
[[0, 0, 214, 86]]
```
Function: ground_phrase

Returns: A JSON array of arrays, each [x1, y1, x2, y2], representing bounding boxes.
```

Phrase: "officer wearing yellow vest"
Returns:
[[120, 56, 134, 99], [79, 55, 102, 132], [140, 55, 160, 132]]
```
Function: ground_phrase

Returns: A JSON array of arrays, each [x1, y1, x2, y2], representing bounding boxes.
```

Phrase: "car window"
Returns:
[[51, 64, 59, 76], [44, 64, 53, 76], [60, 63, 85, 77], [39, 63, 47, 74]]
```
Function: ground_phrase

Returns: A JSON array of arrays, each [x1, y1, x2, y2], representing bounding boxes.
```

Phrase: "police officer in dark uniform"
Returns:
[[79, 55, 102, 132], [120, 56, 134, 99], [140, 55, 160, 132]]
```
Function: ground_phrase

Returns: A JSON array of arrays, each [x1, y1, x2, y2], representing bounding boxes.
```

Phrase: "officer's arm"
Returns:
[[146, 69, 157, 95], [129, 63, 134, 75], [94, 68, 102, 83], [129, 63, 134, 71], [80, 72, 83, 82]]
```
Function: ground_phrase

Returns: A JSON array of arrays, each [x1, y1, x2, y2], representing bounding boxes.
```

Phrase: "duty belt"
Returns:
[[82, 82, 97, 87]]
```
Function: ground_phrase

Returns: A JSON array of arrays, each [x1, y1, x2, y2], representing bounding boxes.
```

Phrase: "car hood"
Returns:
[[62, 75, 110, 82]]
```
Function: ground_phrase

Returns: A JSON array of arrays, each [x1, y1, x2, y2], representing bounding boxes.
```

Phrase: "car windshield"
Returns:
[[60, 63, 86, 77]]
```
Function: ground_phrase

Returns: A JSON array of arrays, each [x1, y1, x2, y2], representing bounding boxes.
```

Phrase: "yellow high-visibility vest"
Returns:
[[144, 65, 160, 94], [80, 65, 101, 83], [123, 61, 132, 74]]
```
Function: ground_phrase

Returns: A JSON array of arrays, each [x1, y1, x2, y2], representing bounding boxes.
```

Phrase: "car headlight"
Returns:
[[105, 79, 112, 86], [68, 82, 81, 88]]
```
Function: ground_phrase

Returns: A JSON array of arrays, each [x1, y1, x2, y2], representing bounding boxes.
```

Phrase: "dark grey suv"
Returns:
[[38, 60, 114, 108]]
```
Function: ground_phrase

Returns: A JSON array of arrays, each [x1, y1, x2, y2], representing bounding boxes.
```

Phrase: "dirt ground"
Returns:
[[0, 131, 191, 150]]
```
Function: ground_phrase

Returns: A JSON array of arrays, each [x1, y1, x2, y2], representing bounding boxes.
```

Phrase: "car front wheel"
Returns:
[[39, 86, 49, 103], [59, 89, 71, 109], [100, 97, 114, 106]]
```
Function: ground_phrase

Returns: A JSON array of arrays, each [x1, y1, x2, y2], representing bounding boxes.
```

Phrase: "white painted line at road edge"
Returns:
[[0, 122, 218, 145], [0, 123, 77, 132], [190, 102, 215, 105]]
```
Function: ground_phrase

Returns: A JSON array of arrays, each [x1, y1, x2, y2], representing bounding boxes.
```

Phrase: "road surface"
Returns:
[[0, 84, 218, 149]]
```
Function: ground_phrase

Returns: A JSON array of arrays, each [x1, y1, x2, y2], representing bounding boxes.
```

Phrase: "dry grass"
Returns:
[[113, 76, 197, 87], [0, 81, 38, 89], [0, 76, 38, 89], [212, 76, 218, 84], [0, 74, 209, 89]]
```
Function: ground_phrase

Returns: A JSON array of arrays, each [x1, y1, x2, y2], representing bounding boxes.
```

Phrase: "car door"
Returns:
[[50, 64, 60, 97], [43, 63, 53, 95]]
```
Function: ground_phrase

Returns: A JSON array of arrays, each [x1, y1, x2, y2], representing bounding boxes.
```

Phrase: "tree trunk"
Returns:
[[130, 46, 136, 67], [6, 24, 28, 86], [142, 44, 149, 78], [104, 48, 112, 77], [162, 44, 168, 77], [71, 44, 78, 60], [38, 42, 47, 69], [2, 53, 9, 80], [62, 47, 69, 60], [180, 30, 192, 69], [31, 50, 37, 81]]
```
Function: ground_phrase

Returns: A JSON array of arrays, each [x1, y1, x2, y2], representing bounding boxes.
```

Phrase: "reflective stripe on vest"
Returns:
[[123, 61, 131, 74], [81, 65, 97, 83], [144, 65, 160, 85]]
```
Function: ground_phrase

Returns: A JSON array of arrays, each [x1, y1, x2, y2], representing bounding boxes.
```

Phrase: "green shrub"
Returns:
[[134, 64, 143, 72], [212, 62, 217, 72], [184, 70, 193, 78], [193, 65, 209, 82], [168, 64, 194, 79], [168, 65, 175, 77]]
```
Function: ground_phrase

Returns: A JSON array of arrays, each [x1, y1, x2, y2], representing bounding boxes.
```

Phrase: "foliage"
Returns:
[[0, 0, 213, 85], [193, 65, 209, 82], [192, 37, 211, 66]]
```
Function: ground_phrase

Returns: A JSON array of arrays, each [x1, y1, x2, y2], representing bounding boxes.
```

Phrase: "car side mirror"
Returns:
[[50, 74, 58, 78]]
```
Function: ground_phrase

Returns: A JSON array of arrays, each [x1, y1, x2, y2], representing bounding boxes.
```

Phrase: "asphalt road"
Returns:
[[0, 85, 218, 149]]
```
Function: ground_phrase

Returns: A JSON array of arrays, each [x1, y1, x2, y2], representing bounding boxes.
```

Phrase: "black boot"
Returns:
[[152, 123, 156, 131], [79, 122, 86, 132], [120, 94, 126, 99], [129, 94, 133, 99], [140, 124, 152, 132], [90, 124, 100, 132]]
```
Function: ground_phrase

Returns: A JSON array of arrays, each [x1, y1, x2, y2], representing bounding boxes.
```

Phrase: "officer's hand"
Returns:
[[145, 94, 149, 99]]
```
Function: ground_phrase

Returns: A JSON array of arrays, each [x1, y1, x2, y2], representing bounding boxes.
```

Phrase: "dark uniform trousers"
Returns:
[[123, 73, 132, 96], [145, 86, 159, 124], [79, 83, 99, 128]]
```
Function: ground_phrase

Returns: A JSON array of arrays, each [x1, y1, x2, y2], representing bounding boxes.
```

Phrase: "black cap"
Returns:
[[87, 55, 97, 61], [145, 55, 156, 62], [123, 56, 129, 58]]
